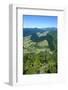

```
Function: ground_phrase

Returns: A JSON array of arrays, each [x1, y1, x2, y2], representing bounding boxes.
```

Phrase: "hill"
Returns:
[[23, 28, 57, 74]]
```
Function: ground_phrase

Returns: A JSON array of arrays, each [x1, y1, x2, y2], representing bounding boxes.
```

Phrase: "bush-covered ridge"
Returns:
[[23, 28, 57, 74]]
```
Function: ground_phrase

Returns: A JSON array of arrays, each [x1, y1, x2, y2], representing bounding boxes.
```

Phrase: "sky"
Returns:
[[23, 15, 57, 28]]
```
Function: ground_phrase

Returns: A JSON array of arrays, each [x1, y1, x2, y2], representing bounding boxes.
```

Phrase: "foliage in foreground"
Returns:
[[23, 30, 57, 74]]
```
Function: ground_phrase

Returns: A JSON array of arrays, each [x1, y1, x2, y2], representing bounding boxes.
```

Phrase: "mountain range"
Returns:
[[23, 27, 57, 37]]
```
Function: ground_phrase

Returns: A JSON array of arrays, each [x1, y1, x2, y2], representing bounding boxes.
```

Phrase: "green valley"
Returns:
[[23, 28, 57, 74]]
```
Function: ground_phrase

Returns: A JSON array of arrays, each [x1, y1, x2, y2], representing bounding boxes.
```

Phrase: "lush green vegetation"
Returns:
[[23, 28, 57, 75]]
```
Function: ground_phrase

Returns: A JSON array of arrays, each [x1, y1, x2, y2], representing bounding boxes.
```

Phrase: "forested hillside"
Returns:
[[23, 28, 57, 74]]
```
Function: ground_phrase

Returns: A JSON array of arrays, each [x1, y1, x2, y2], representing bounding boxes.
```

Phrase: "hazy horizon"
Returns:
[[23, 27, 57, 29]]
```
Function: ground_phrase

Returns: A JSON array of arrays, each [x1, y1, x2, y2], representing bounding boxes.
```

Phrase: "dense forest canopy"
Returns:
[[23, 28, 57, 74]]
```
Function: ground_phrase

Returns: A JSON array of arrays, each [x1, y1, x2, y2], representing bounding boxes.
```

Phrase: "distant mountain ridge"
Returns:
[[23, 27, 57, 37]]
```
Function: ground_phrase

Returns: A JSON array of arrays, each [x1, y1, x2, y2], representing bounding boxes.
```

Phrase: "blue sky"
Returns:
[[23, 15, 57, 28]]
